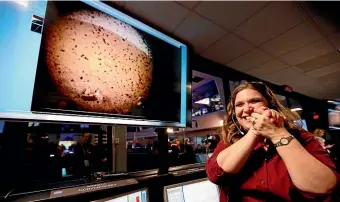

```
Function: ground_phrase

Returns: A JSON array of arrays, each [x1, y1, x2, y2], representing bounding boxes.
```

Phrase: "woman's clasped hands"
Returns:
[[247, 106, 288, 142]]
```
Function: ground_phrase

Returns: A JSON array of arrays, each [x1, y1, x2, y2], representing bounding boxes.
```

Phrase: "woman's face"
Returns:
[[234, 88, 268, 130]]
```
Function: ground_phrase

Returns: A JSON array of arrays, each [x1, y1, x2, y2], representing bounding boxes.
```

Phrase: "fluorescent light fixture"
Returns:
[[167, 128, 174, 134], [328, 100, 340, 105], [195, 98, 210, 105], [291, 108, 302, 112], [14, 0, 29, 7], [329, 109, 340, 113], [329, 126, 340, 130]]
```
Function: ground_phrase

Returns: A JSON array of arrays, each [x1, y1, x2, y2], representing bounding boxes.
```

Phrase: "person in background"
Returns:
[[146, 140, 153, 153], [168, 145, 180, 167], [184, 137, 190, 146], [180, 144, 196, 165], [74, 133, 95, 176], [183, 137, 193, 152], [313, 128, 335, 152], [206, 81, 338, 201], [209, 135, 221, 152], [173, 139, 184, 153], [195, 144, 203, 154]]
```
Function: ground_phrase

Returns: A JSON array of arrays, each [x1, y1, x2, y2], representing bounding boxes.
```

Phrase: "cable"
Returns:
[[3, 189, 14, 200], [232, 113, 244, 135]]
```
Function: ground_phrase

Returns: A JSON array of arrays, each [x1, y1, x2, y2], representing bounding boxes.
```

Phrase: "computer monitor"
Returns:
[[93, 188, 148, 202], [192, 80, 224, 117], [164, 178, 219, 202], [328, 100, 340, 130], [293, 119, 308, 131], [0, 1, 189, 127]]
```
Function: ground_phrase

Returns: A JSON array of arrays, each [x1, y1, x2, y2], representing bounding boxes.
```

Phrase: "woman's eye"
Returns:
[[251, 99, 261, 103], [236, 103, 243, 107]]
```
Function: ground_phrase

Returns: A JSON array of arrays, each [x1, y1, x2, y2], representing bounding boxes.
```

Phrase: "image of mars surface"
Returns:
[[43, 9, 153, 114]]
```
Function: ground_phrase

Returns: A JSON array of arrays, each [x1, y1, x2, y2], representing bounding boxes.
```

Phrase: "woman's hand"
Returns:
[[250, 109, 287, 141], [254, 106, 286, 125], [324, 144, 335, 149]]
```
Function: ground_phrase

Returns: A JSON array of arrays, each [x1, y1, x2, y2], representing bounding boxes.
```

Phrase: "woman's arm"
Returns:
[[216, 129, 261, 174], [271, 129, 337, 194], [206, 129, 261, 185]]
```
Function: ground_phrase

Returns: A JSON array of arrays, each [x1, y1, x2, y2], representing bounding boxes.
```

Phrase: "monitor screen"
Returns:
[[328, 100, 340, 130], [164, 178, 219, 202], [192, 80, 224, 117], [293, 119, 308, 131], [0, 1, 188, 127], [0, 121, 4, 133], [93, 188, 148, 202]]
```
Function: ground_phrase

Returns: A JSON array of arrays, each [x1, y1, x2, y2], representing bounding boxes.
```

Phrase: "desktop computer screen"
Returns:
[[164, 178, 219, 202], [93, 188, 148, 202], [0, 0, 189, 127]]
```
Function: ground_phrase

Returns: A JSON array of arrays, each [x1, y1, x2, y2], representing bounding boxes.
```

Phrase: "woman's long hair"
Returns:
[[222, 81, 302, 145]]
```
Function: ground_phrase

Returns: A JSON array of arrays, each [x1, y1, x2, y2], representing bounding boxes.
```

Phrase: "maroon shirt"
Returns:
[[206, 130, 339, 202]]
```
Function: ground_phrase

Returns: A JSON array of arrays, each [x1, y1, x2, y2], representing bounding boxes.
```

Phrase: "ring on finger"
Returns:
[[252, 118, 257, 126]]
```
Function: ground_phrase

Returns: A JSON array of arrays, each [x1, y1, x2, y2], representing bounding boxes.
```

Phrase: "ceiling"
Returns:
[[112, 1, 340, 100]]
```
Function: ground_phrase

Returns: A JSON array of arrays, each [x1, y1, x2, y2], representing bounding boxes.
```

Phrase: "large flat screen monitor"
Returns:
[[93, 188, 148, 202], [164, 178, 219, 202], [328, 100, 340, 130], [0, 1, 188, 127]]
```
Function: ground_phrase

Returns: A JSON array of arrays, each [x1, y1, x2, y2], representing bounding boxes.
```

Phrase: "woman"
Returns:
[[206, 81, 338, 201], [314, 128, 335, 152]]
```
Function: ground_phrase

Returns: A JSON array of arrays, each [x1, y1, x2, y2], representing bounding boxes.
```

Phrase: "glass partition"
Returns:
[[168, 71, 225, 167]]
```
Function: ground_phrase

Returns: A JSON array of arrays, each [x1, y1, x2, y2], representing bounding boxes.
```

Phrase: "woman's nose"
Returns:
[[243, 104, 254, 113]]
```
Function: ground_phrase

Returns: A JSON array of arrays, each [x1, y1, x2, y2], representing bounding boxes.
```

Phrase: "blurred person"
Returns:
[[184, 137, 190, 145], [180, 144, 196, 165], [314, 128, 335, 152], [146, 140, 153, 153], [173, 139, 184, 153], [152, 140, 159, 155], [168, 145, 180, 167], [195, 144, 203, 154], [204, 139, 212, 154], [74, 133, 95, 176], [206, 81, 338, 201], [209, 135, 221, 152], [183, 137, 193, 153], [214, 134, 221, 144]]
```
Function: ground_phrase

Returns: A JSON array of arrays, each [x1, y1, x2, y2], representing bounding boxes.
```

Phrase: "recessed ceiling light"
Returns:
[[291, 108, 302, 112]]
